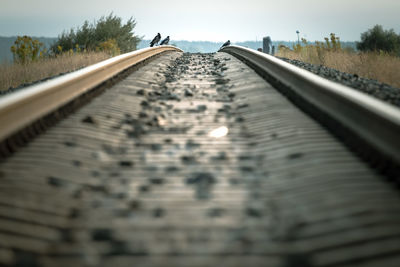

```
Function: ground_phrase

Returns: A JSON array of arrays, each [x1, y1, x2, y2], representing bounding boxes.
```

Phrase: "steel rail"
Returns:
[[220, 45, 400, 166], [0, 45, 183, 142]]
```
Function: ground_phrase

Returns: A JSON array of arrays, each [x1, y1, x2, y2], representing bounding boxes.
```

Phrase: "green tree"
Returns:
[[51, 13, 141, 54], [357, 25, 400, 55], [55, 29, 76, 52], [75, 21, 94, 50]]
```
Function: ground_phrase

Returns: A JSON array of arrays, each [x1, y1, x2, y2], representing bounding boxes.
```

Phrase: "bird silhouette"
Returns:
[[160, 36, 170, 45], [220, 40, 231, 49], [150, 33, 161, 47]]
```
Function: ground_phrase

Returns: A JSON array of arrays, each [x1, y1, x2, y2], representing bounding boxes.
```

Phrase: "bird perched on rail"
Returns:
[[150, 33, 161, 47], [220, 40, 231, 49], [160, 36, 170, 45]]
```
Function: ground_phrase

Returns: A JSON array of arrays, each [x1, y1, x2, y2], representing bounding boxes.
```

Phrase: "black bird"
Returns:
[[220, 40, 231, 49], [160, 36, 170, 45], [150, 33, 161, 47]]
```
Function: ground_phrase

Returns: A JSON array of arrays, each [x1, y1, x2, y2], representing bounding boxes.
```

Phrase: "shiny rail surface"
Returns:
[[0, 46, 182, 142], [221, 45, 400, 172]]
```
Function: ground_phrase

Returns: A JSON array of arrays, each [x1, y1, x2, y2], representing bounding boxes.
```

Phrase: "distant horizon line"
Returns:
[[0, 35, 359, 43]]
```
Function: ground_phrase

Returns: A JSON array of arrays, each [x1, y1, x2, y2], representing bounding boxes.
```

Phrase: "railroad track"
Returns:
[[0, 45, 399, 267], [220, 45, 400, 179]]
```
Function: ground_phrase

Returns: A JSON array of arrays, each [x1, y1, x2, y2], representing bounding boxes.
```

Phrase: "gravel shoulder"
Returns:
[[278, 57, 400, 108]]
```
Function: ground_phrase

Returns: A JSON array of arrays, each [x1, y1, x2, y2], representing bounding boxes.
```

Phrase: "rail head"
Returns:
[[220, 45, 400, 165], [0, 45, 183, 142]]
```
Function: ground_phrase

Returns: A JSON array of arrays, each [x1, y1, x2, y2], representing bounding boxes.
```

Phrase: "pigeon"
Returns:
[[220, 40, 231, 49], [150, 33, 161, 47], [160, 36, 170, 45]]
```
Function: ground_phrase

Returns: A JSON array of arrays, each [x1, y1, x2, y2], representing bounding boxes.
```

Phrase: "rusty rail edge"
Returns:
[[0, 45, 183, 142], [220, 45, 400, 177]]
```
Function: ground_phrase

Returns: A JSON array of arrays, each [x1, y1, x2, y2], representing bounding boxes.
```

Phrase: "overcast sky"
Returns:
[[1, 0, 399, 42]]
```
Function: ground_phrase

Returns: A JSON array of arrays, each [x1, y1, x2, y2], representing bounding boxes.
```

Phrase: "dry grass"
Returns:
[[0, 51, 110, 91], [277, 47, 400, 88]]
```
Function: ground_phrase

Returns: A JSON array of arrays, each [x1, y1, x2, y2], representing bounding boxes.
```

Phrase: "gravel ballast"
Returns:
[[278, 57, 400, 108]]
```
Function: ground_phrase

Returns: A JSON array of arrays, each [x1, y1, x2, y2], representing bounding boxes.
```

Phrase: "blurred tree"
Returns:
[[51, 13, 141, 55], [357, 25, 400, 55]]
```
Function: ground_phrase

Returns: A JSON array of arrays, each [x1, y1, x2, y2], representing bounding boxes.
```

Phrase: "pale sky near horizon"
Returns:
[[1, 0, 399, 42]]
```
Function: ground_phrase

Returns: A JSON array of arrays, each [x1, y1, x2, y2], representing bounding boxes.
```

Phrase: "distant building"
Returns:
[[263, 36, 272, 54]]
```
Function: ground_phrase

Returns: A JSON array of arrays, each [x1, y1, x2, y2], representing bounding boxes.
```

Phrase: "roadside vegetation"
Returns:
[[50, 13, 140, 55], [0, 51, 110, 90], [276, 25, 400, 88], [1, 13, 141, 91]]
